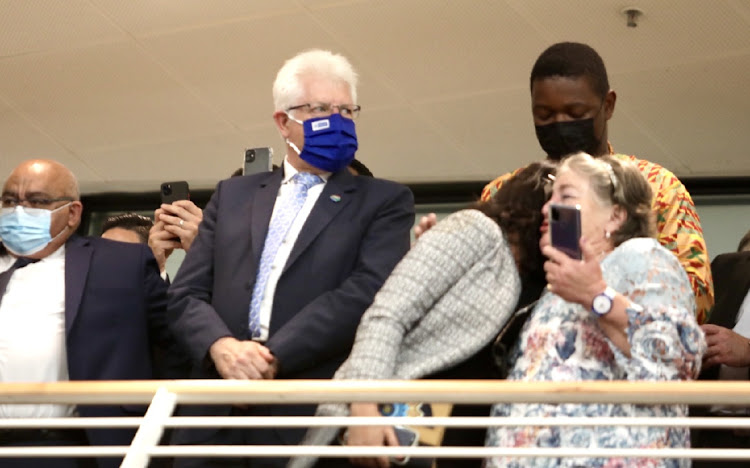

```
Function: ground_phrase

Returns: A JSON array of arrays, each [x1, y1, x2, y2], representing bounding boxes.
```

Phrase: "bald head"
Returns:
[[2, 159, 83, 258], [5, 159, 80, 201]]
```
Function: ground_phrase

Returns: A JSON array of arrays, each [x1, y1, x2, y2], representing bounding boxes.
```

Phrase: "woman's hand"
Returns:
[[542, 236, 607, 310], [347, 403, 400, 468], [544, 237, 631, 354]]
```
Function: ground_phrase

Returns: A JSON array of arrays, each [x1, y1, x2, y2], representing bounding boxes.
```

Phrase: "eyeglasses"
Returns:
[[1, 196, 74, 209], [286, 102, 362, 120]]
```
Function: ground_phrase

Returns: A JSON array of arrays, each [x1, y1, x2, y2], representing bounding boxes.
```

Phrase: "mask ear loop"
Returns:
[[51, 202, 74, 241], [286, 139, 302, 156], [284, 112, 304, 156]]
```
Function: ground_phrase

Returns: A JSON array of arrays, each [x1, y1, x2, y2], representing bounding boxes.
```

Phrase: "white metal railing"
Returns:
[[0, 380, 749, 466]]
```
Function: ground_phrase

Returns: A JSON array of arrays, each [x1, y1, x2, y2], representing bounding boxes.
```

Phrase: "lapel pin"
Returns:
[[329, 194, 341, 203]]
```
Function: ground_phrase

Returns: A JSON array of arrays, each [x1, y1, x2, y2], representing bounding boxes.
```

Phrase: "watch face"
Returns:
[[593, 295, 611, 315]]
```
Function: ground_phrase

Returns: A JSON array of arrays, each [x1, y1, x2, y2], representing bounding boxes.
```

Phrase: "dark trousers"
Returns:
[[0, 429, 95, 468], [692, 427, 750, 468], [172, 406, 298, 468]]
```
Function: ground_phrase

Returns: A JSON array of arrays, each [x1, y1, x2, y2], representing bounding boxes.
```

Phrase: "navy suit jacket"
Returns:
[[167, 167, 414, 443], [63, 235, 175, 467], [699, 251, 750, 381]]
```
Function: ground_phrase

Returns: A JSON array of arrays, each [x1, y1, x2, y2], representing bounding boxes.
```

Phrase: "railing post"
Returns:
[[121, 386, 177, 468]]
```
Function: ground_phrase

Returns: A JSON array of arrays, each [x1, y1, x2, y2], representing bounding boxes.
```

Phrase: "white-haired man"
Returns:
[[167, 49, 415, 467]]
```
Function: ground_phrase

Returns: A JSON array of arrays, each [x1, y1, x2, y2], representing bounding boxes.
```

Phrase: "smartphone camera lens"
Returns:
[[550, 207, 559, 222], [245, 149, 256, 163], [162, 184, 172, 196]]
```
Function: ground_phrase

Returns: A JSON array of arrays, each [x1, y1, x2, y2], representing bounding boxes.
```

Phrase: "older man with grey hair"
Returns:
[[167, 49, 415, 467]]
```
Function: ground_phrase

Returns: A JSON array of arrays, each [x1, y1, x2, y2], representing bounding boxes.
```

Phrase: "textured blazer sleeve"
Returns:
[[167, 186, 232, 364], [266, 183, 414, 377], [336, 209, 517, 381]]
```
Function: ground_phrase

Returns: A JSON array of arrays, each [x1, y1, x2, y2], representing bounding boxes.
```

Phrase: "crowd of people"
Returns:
[[0, 41, 746, 468]]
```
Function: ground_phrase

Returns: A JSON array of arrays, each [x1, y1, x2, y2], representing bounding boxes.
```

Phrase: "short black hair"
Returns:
[[101, 213, 153, 244], [349, 159, 373, 177], [530, 42, 610, 99]]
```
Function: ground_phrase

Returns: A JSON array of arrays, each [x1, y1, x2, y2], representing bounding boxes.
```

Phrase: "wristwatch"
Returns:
[[591, 286, 617, 316]]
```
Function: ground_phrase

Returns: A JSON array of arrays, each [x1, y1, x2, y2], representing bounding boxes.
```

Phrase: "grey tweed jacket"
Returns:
[[289, 209, 521, 468]]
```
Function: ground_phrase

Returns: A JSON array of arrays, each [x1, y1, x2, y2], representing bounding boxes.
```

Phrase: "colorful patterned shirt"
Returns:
[[480, 149, 713, 324], [485, 238, 706, 468]]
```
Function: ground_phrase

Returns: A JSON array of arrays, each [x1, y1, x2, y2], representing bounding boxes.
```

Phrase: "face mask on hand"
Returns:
[[0, 203, 71, 256], [286, 113, 358, 173]]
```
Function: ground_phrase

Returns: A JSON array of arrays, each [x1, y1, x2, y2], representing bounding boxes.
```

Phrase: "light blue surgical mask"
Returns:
[[0, 203, 71, 256]]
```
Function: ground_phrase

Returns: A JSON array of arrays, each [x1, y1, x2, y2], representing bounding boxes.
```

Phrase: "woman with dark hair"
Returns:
[[290, 162, 554, 468]]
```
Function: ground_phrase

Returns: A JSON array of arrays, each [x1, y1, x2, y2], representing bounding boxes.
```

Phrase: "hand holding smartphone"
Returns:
[[550, 204, 582, 260]]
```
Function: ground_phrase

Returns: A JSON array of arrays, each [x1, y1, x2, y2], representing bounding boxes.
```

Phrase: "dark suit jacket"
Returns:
[[62, 235, 176, 467], [699, 251, 750, 381], [167, 167, 414, 444]]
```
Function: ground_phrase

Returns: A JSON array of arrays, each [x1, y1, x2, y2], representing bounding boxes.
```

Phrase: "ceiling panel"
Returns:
[[89, 0, 302, 37], [506, 0, 750, 74], [79, 129, 279, 193], [422, 88, 543, 179], [355, 107, 488, 183], [308, 0, 549, 101], [0, 0, 126, 56], [0, 0, 747, 192], [614, 54, 750, 176], [141, 12, 405, 129], [0, 98, 102, 182], [0, 41, 231, 151]]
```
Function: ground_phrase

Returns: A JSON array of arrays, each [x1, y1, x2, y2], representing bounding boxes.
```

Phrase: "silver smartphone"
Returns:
[[550, 204, 582, 260], [244, 147, 273, 175]]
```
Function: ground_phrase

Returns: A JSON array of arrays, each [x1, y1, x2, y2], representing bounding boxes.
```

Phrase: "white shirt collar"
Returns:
[[281, 157, 330, 184]]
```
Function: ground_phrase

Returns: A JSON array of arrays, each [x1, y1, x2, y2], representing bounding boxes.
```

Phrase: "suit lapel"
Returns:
[[249, 170, 284, 267], [283, 169, 356, 274], [64, 235, 92, 336], [710, 252, 750, 328]]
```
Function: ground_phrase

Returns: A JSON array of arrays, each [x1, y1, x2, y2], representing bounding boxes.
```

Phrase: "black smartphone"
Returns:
[[244, 147, 273, 176], [550, 203, 582, 260], [160, 181, 190, 205]]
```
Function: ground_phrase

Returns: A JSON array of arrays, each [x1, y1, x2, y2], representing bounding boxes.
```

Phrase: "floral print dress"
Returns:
[[485, 238, 706, 468]]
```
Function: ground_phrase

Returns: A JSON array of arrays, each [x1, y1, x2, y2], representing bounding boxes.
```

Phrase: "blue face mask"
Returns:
[[0, 204, 71, 256], [286, 113, 358, 173]]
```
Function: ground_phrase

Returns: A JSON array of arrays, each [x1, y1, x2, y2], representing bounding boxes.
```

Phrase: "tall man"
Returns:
[[418, 42, 712, 323], [0, 159, 177, 468], [167, 49, 414, 467], [485, 42, 712, 322]]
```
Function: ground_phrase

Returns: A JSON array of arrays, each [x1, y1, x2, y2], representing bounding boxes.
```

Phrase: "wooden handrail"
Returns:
[[0, 380, 747, 405]]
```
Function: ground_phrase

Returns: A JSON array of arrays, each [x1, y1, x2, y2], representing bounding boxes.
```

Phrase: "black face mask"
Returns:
[[534, 118, 600, 161]]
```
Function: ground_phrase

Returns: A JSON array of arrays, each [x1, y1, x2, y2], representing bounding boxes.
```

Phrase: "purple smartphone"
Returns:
[[550, 204, 582, 260]]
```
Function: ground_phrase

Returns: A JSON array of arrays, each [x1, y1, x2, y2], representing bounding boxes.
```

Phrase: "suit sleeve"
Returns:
[[140, 244, 190, 378], [167, 185, 234, 364], [266, 184, 414, 377]]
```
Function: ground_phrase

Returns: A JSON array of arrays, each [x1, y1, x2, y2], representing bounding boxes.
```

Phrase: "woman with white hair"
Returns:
[[486, 153, 706, 468]]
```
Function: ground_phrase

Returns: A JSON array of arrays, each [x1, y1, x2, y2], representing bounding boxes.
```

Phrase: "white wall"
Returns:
[[694, 196, 750, 259]]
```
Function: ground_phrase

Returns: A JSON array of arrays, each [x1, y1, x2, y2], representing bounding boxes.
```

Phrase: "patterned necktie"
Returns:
[[248, 172, 323, 339], [0, 257, 40, 306]]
